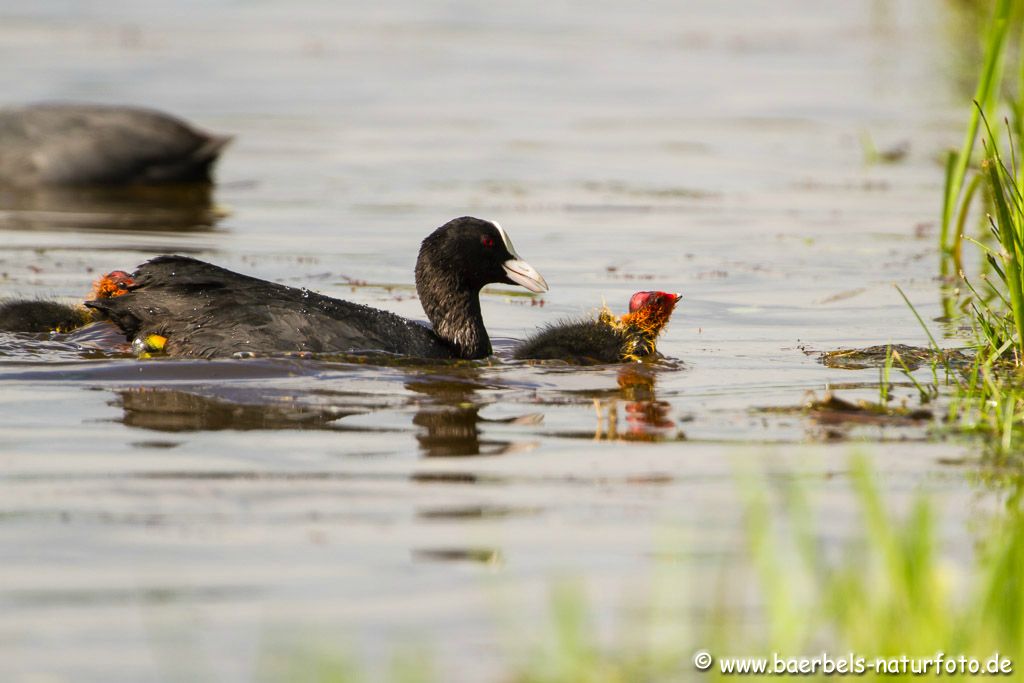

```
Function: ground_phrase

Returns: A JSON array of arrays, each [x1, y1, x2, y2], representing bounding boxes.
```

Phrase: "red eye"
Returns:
[[481, 235, 495, 248]]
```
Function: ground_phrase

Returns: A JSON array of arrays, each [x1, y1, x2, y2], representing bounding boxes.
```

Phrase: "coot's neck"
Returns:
[[618, 321, 658, 359], [415, 259, 491, 359]]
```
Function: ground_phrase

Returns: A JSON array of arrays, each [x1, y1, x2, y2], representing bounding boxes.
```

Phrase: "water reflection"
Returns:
[[755, 390, 934, 444], [116, 388, 354, 431], [407, 372, 541, 457], [593, 365, 683, 442], [0, 184, 223, 232], [412, 547, 503, 566], [113, 369, 543, 457]]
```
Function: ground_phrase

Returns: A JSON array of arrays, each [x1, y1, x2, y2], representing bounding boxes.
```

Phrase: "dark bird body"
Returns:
[[0, 270, 134, 334], [86, 217, 548, 359], [0, 103, 230, 187], [512, 319, 631, 365], [0, 300, 87, 333], [88, 256, 457, 358], [514, 291, 681, 364]]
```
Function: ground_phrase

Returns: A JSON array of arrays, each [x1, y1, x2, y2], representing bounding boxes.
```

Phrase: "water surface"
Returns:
[[0, 1, 993, 681]]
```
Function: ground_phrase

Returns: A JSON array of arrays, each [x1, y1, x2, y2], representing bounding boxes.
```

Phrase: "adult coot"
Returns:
[[0, 103, 230, 187], [86, 217, 548, 359], [513, 290, 680, 364]]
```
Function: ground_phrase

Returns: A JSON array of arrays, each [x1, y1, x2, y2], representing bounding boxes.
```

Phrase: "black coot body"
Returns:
[[90, 256, 455, 358], [0, 103, 231, 187], [0, 300, 86, 333], [86, 217, 548, 359]]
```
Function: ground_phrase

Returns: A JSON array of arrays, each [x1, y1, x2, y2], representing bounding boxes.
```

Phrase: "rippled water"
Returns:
[[0, 1, 995, 681]]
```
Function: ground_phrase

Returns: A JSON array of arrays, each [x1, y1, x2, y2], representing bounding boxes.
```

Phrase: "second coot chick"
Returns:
[[86, 217, 547, 359], [513, 290, 681, 364], [0, 300, 90, 333], [0, 270, 134, 333], [0, 103, 231, 187]]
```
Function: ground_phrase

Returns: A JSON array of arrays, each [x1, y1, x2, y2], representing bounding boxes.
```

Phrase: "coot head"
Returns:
[[415, 216, 547, 358], [628, 290, 681, 315], [417, 216, 547, 293], [90, 270, 135, 299], [619, 290, 681, 360]]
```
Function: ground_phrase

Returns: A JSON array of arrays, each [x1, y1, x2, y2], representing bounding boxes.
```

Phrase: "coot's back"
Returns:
[[0, 103, 230, 187]]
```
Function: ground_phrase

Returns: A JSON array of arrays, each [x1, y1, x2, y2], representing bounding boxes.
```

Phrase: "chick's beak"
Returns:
[[503, 258, 549, 293]]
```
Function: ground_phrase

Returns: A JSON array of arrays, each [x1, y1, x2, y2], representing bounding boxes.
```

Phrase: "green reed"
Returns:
[[940, 0, 1016, 263], [928, 0, 1024, 454]]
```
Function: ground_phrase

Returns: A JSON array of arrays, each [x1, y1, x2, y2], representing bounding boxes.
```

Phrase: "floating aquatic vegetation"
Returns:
[[818, 344, 967, 371]]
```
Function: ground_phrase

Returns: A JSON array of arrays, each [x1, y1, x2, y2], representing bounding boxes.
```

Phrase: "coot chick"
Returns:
[[0, 103, 231, 187], [513, 290, 681, 364], [0, 300, 90, 333], [0, 270, 134, 333], [86, 217, 548, 359]]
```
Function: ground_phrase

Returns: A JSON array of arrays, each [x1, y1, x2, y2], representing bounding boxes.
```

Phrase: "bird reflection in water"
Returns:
[[593, 364, 682, 442], [113, 368, 542, 457], [116, 387, 356, 431], [0, 184, 225, 232], [406, 371, 540, 457]]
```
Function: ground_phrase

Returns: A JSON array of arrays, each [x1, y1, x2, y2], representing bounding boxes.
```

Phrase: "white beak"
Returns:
[[502, 258, 548, 293]]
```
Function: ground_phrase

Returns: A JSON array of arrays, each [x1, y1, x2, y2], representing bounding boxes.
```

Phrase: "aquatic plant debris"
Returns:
[[759, 391, 933, 426], [818, 344, 968, 371]]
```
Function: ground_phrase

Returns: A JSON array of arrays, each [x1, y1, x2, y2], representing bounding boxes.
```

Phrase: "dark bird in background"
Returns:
[[86, 217, 548, 359], [0, 103, 230, 187], [513, 290, 681, 364]]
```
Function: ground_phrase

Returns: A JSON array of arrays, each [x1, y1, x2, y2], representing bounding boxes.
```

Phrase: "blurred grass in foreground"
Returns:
[[261, 457, 1024, 682]]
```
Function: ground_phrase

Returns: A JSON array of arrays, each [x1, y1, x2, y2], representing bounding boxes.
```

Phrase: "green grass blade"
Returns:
[[987, 156, 1024, 356], [894, 285, 941, 353], [940, 0, 1014, 253]]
